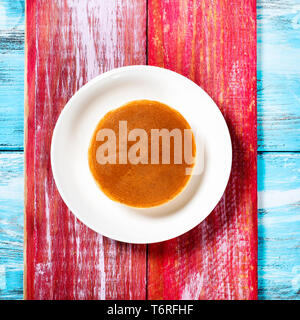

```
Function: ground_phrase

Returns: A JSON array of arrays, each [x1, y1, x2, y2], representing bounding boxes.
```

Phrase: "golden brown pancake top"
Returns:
[[88, 100, 196, 208]]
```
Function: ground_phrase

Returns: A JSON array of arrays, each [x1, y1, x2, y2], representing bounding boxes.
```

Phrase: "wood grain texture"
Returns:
[[4, 0, 300, 153], [4, 151, 300, 300], [0, 0, 24, 149], [0, 153, 23, 300], [147, 0, 257, 299], [257, 0, 300, 151], [5, 0, 296, 300], [25, 0, 147, 300], [5, 0, 300, 153], [258, 153, 300, 300]]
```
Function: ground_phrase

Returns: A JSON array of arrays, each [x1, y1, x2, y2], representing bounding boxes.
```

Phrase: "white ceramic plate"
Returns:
[[51, 66, 232, 244]]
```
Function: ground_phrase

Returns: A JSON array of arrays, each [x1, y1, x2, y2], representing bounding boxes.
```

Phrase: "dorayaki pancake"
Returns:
[[88, 100, 196, 208]]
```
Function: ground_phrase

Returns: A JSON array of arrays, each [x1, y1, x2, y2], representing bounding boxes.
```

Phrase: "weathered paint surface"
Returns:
[[258, 153, 300, 300], [2, 152, 300, 300], [0, 0, 24, 149], [257, 0, 300, 151], [147, 0, 257, 300], [0, 153, 23, 300], [25, 0, 147, 299], [1, 0, 300, 300]]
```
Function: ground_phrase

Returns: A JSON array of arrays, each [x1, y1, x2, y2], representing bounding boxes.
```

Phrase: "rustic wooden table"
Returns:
[[0, 0, 299, 300]]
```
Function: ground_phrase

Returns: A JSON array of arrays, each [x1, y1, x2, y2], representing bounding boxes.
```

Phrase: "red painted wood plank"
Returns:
[[25, 0, 147, 300], [147, 0, 257, 299]]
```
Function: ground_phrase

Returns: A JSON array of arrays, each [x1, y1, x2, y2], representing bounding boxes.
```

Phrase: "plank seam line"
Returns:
[[0, 148, 24, 152], [145, 0, 148, 66], [2, 150, 300, 154], [257, 151, 300, 154], [145, 0, 149, 301]]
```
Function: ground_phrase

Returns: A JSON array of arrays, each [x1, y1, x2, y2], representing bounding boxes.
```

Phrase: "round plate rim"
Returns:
[[51, 65, 232, 244]]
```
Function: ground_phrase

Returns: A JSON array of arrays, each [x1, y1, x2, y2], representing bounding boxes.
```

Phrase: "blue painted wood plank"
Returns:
[[258, 0, 300, 151], [0, 0, 24, 149], [0, 152, 23, 300], [0, 0, 25, 300], [258, 152, 300, 300]]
